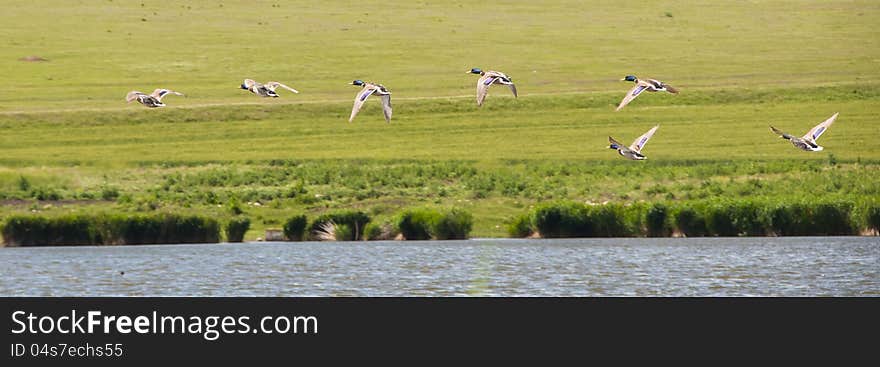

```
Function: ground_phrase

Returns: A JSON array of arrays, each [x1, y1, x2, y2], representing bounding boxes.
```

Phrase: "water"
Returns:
[[0, 237, 877, 296]]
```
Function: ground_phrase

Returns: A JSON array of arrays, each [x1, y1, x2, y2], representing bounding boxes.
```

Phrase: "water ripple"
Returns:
[[0, 237, 877, 296]]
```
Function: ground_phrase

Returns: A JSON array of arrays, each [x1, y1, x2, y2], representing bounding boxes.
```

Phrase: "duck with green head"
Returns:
[[467, 68, 517, 106], [770, 112, 838, 152], [616, 75, 678, 111], [608, 125, 660, 160], [349, 80, 392, 123]]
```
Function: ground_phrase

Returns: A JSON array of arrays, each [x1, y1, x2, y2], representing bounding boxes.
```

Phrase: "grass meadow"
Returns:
[[1, 1, 878, 240]]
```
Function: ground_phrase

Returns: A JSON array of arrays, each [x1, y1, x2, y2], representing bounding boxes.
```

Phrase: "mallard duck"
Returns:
[[467, 68, 517, 106], [125, 89, 184, 108], [240, 79, 299, 97], [770, 112, 838, 152], [349, 80, 392, 123], [608, 125, 660, 160], [616, 75, 678, 111]]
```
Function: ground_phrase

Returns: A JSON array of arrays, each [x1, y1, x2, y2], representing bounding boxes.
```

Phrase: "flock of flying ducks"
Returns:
[[126, 69, 840, 159]]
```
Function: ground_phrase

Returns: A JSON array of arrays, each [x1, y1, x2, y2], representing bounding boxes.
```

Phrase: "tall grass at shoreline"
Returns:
[[307, 210, 370, 241], [1, 214, 220, 246], [394, 207, 473, 240], [225, 217, 250, 243], [282, 214, 308, 241], [509, 200, 879, 238], [2, 199, 874, 246]]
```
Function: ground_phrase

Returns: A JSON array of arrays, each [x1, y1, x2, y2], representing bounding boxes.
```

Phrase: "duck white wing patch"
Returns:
[[616, 84, 647, 111], [630, 125, 659, 153], [803, 112, 838, 142], [349, 87, 376, 122]]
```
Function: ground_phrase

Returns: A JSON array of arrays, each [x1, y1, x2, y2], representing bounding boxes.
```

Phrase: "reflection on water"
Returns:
[[0, 237, 877, 296]]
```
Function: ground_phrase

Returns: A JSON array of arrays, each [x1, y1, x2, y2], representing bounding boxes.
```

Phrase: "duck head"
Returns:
[[467, 68, 483, 75], [609, 143, 619, 150], [240, 83, 248, 90], [350, 80, 365, 86], [622, 75, 638, 82]]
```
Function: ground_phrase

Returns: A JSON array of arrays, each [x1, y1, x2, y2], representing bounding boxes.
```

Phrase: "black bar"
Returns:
[[1, 297, 876, 364]]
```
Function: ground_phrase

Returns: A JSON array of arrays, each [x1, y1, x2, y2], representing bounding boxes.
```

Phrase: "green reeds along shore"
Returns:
[[1, 214, 220, 246], [225, 217, 251, 243], [0, 206, 474, 246], [508, 200, 880, 238], [3, 199, 874, 246], [392, 208, 473, 240], [1, 1, 878, 241]]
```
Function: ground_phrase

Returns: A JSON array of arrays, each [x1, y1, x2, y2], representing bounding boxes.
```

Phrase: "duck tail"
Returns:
[[664, 85, 679, 94]]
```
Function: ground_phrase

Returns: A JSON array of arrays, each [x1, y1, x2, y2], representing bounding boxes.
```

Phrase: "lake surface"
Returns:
[[1, 237, 877, 296]]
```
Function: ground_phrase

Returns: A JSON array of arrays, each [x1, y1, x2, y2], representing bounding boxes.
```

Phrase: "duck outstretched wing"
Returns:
[[349, 86, 377, 122], [381, 94, 392, 123], [476, 74, 495, 106], [150, 89, 184, 101], [630, 125, 659, 153], [609, 136, 626, 148], [770, 126, 793, 140], [803, 112, 838, 142], [266, 82, 299, 94], [243, 79, 258, 89], [126, 91, 143, 102], [616, 84, 648, 111], [491, 72, 517, 98]]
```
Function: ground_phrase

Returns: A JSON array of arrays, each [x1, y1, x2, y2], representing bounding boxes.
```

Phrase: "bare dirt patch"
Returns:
[[18, 56, 48, 62]]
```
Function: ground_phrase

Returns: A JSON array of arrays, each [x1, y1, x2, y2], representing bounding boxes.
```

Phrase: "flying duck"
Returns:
[[608, 125, 660, 160], [616, 75, 678, 111], [240, 79, 299, 97], [349, 80, 392, 123], [467, 68, 517, 106], [770, 112, 839, 152], [125, 89, 184, 108]]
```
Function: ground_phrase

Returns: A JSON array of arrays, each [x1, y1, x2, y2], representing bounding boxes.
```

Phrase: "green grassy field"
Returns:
[[1, 1, 878, 240]]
